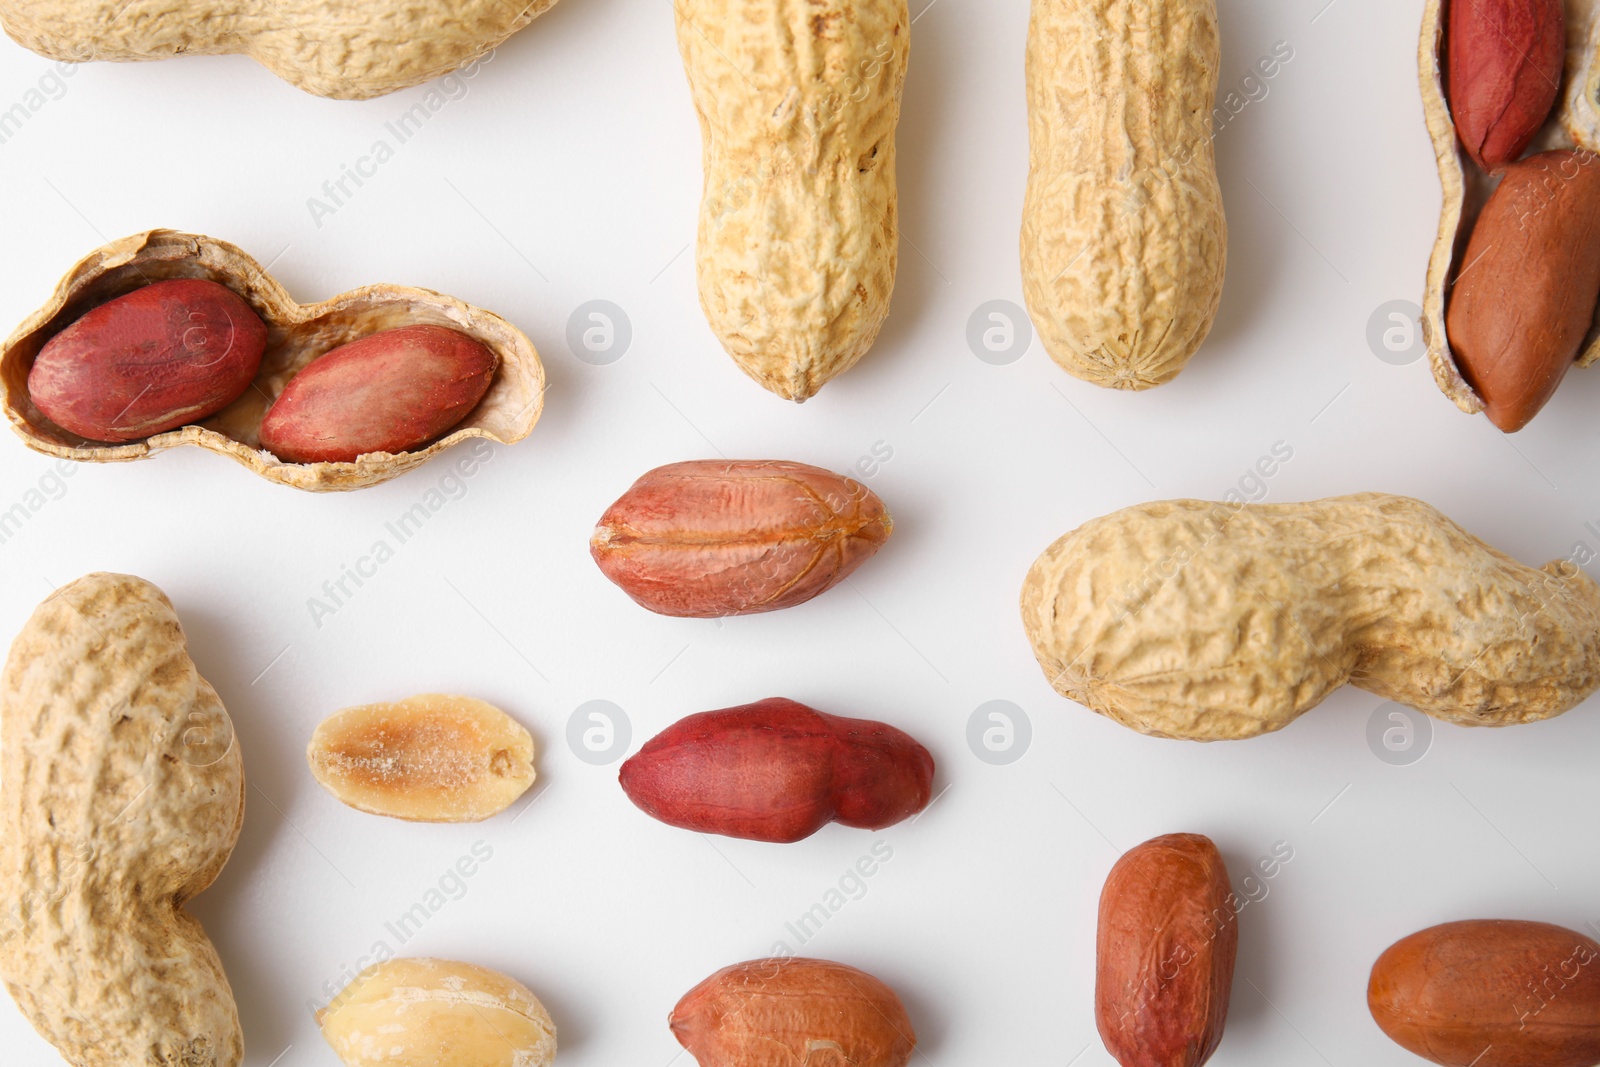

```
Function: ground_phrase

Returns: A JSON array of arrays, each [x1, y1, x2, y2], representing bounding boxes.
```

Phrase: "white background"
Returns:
[[2, 1, 1597, 1065]]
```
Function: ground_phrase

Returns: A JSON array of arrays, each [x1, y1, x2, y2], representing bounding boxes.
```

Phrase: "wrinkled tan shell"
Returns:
[[307, 695, 535, 823], [0, 573, 244, 1067], [1419, 0, 1600, 414], [0, 230, 544, 492], [1021, 494, 1600, 741], [318, 958, 556, 1067], [1021, 0, 1226, 390], [0, 0, 558, 100], [677, 0, 909, 402]]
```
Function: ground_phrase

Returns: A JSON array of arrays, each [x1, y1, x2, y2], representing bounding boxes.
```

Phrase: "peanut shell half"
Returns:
[[0, 229, 544, 491], [1419, 0, 1600, 415]]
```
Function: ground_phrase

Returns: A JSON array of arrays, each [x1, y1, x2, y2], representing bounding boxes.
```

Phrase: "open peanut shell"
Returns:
[[0, 230, 544, 492], [1419, 0, 1600, 414]]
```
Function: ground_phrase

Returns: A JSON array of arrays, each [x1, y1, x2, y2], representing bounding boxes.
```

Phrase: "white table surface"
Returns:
[[3, 1, 1597, 1065]]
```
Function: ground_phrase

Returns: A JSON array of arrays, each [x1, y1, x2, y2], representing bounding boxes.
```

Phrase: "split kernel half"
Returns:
[[318, 957, 556, 1067], [307, 694, 535, 822]]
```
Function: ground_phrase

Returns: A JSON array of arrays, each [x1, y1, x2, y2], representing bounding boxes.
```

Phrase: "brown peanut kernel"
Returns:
[[1097, 834, 1236, 1067], [1446, 149, 1600, 432], [619, 698, 935, 842], [1370, 921, 1600, 1067], [259, 325, 498, 463], [591, 459, 892, 618], [671, 957, 914, 1067], [29, 278, 266, 443]]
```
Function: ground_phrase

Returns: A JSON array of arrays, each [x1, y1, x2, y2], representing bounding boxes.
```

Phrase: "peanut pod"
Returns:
[[1, 230, 543, 491], [676, 0, 910, 401], [1021, 0, 1226, 390], [0, 573, 244, 1067], [0, 1, 558, 100], [1021, 493, 1600, 740]]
